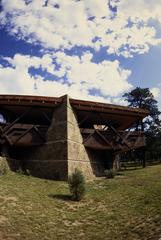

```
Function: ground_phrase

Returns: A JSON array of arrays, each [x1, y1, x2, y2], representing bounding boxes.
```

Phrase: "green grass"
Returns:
[[0, 165, 161, 240]]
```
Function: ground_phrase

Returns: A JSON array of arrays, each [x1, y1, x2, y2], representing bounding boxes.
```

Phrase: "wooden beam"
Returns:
[[83, 129, 96, 144], [78, 112, 91, 126], [12, 125, 34, 146], [2, 107, 33, 136], [33, 126, 46, 142], [98, 113, 131, 150], [95, 129, 114, 149]]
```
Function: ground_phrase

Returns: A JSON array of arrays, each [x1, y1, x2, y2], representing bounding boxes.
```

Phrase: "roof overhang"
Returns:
[[0, 94, 149, 130], [70, 98, 149, 130]]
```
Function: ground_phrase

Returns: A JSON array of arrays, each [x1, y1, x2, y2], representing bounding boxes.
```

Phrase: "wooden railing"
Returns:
[[0, 123, 48, 146], [81, 128, 145, 151]]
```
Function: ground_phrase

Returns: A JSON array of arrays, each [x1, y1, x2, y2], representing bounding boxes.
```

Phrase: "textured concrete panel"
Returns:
[[66, 94, 113, 179]]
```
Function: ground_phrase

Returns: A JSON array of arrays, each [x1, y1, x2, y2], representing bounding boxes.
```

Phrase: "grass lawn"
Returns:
[[0, 165, 161, 240]]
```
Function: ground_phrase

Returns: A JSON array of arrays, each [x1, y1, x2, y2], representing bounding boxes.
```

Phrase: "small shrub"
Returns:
[[104, 169, 115, 179], [0, 157, 9, 176], [68, 169, 86, 201], [16, 168, 30, 176]]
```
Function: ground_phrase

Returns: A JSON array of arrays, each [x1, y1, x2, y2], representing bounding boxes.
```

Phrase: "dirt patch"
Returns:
[[0, 216, 8, 225]]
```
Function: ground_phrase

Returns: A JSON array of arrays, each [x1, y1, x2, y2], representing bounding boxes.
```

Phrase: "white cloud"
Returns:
[[151, 87, 160, 98], [1, 0, 161, 57], [1, 0, 161, 106], [0, 52, 132, 101], [117, 0, 161, 23]]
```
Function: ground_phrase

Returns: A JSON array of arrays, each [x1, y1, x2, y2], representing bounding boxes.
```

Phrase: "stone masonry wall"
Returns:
[[66, 96, 105, 179]]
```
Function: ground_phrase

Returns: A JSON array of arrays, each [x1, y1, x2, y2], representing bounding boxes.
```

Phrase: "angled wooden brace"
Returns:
[[98, 113, 132, 151], [82, 129, 96, 144], [78, 112, 92, 126], [95, 129, 114, 149], [12, 125, 35, 146], [33, 126, 46, 142], [2, 107, 33, 136]]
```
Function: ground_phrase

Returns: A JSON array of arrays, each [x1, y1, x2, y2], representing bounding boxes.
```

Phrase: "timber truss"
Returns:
[[81, 128, 145, 152], [0, 108, 49, 146], [79, 112, 146, 152], [0, 94, 148, 150]]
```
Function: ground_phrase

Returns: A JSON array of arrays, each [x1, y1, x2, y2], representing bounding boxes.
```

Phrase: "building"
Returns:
[[0, 94, 148, 180]]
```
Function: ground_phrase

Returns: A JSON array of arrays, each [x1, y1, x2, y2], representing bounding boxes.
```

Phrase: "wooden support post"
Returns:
[[113, 153, 121, 171], [142, 148, 146, 168]]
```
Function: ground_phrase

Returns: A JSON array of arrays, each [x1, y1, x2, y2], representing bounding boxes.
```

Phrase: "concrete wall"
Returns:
[[66, 95, 106, 179], [66, 96, 94, 179]]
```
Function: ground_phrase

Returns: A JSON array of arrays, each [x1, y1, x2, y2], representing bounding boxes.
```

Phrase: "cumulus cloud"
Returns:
[[53, 51, 132, 96], [0, 0, 161, 57], [0, 0, 161, 104], [150, 86, 161, 112], [151, 87, 160, 98], [117, 0, 161, 23], [0, 52, 132, 101]]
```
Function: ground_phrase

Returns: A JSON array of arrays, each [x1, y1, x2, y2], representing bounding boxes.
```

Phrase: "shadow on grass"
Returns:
[[115, 172, 124, 176], [48, 194, 72, 201], [120, 167, 143, 172]]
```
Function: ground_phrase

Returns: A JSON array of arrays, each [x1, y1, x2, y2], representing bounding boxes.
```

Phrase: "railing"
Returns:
[[0, 123, 48, 146], [81, 128, 145, 151]]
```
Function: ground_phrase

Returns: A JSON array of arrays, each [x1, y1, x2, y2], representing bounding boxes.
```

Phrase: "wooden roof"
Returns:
[[0, 94, 149, 130]]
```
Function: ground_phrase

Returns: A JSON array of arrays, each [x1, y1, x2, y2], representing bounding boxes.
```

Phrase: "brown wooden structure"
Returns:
[[0, 94, 148, 179]]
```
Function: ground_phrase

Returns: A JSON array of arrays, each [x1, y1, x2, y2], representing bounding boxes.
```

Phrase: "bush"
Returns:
[[104, 169, 115, 179], [68, 169, 86, 201], [0, 157, 9, 176], [16, 168, 30, 176]]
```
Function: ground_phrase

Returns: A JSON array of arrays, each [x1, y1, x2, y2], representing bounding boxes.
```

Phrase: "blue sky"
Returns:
[[0, 0, 161, 109]]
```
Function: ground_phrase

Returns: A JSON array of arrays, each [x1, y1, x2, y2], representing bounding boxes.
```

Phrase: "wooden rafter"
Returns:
[[78, 112, 92, 126]]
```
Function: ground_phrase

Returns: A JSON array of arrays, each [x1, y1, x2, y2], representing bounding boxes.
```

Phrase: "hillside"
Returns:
[[0, 165, 161, 240]]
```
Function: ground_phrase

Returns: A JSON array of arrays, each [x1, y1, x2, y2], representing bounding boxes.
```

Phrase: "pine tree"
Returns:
[[123, 87, 161, 167], [123, 87, 160, 132]]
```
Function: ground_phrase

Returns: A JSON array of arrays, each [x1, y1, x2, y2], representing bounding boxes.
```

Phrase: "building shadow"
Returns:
[[48, 194, 72, 201]]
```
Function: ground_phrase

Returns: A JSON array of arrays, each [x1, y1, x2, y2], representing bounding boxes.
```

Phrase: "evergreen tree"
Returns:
[[123, 87, 161, 166], [68, 169, 86, 201], [123, 87, 160, 132]]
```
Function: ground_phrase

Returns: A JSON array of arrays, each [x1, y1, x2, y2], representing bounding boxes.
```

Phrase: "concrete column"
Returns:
[[66, 95, 95, 179]]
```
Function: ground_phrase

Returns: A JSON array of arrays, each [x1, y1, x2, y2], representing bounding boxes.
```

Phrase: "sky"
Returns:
[[0, 0, 161, 109]]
